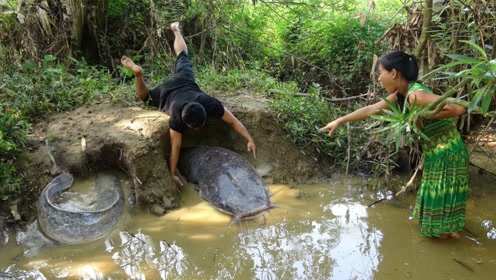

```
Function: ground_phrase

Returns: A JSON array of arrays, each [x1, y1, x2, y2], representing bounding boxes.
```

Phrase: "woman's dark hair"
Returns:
[[182, 102, 207, 128], [379, 51, 419, 82]]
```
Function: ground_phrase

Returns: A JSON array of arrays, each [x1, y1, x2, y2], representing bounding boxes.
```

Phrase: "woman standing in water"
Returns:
[[319, 51, 468, 239]]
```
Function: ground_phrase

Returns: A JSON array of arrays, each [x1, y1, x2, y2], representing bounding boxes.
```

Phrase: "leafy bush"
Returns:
[[272, 7, 388, 94], [269, 82, 368, 169], [0, 108, 30, 197], [197, 67, 279, 96], [1, 55, 121, 120]]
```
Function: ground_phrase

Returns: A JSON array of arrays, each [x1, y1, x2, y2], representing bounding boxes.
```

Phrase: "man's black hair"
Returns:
[[182, 102, 207, 129]]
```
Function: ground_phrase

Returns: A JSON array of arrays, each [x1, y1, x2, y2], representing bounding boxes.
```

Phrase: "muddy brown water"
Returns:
[[1, 169, 495, 280]]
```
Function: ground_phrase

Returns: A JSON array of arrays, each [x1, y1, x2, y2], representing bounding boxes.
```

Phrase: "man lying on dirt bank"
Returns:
[[121, 22, 257, 187]]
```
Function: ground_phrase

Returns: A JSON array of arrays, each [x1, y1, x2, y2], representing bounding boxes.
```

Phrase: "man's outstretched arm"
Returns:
[[221, 108, 257, 159], [169, 129, 184, 187]]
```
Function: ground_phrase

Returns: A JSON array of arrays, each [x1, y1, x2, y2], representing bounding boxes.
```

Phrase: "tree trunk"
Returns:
[[95, 0, 108, 29], [67, 0, 87, 55], [415, 0, 433, 76]]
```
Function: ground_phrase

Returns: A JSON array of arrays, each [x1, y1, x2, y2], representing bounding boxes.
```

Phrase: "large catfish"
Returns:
[[37, 172, 123, 244], [177, 146, 272, 221]]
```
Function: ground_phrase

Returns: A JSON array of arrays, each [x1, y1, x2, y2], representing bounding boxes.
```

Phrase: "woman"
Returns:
[[320, 51, 468, 239]]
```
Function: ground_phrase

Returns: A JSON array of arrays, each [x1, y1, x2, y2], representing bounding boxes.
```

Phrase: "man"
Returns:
[[121, 22, 257, 187]]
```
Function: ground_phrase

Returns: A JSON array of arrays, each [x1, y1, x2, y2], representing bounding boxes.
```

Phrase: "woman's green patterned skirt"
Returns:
[[412, 119, 469, 237]]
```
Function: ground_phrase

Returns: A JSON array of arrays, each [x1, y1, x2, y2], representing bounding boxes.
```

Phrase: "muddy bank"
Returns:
[[9, 94, 324, 227]]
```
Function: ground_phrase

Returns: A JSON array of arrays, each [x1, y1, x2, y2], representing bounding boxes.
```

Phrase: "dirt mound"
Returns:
[[14, 94, 324, 221]]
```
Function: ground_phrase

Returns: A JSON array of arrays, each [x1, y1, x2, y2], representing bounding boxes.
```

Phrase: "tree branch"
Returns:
[[293, 92, 370, 102], [414, 0, 433, 58], [268, 89, 371, 102]]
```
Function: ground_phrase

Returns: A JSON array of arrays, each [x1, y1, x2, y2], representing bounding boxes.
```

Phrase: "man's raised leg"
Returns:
[[121, 56, 149, 101], [170, 22, 188, 56]]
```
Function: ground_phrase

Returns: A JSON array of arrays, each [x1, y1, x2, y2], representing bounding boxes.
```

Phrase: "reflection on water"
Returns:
[[482, 220, 496, 240], [325, 202, 383, 280], [108, 230, 190, 279], [1, 171, 496, 279], [229, 201, 382, 280]]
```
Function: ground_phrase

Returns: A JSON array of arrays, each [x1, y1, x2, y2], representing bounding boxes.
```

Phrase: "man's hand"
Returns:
[[247, 141, 257, 160], [221, 108, 258, 160], [171, 174, 184, 188]]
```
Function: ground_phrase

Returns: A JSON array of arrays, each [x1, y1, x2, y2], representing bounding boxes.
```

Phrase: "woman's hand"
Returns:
[[415, 117, 424, 130], [319, 119, 342, 137]]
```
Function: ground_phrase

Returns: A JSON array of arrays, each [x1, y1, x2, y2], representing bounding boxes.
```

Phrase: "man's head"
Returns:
[[182, 102, 207, 129]]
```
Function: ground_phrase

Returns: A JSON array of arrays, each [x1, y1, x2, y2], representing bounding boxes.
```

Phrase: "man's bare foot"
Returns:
[[170, 21, 180, 33], [438, 232, 460, 239], [439, 234, 450, 239], [120, 56, 142, 75]]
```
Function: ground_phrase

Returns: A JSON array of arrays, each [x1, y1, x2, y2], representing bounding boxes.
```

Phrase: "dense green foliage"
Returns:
[[2, 56, 117, 117], [0, 109, 30, 195], [269, 84, 367, 167], [275, 8, 388, 94]]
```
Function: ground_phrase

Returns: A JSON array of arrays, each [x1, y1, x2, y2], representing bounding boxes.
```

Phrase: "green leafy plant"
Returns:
[[269, 82, 368, 169], [0, 108, 30, 197], [370, 98, 428, 151], [197, 67, 279, 96], [426, 40, 496, 117], [273, 5, 388, 94]]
